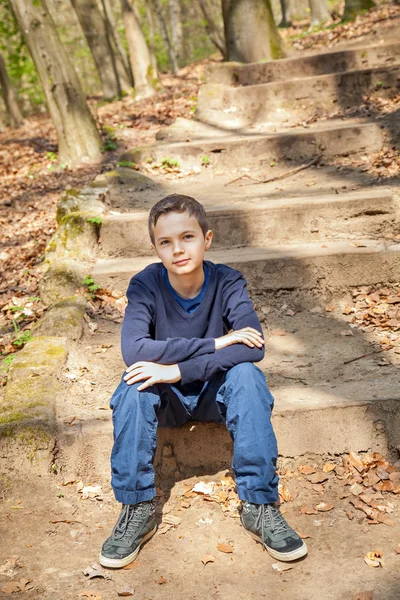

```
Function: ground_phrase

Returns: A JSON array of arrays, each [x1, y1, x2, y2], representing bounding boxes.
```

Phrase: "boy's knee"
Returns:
[[227, 362, 263, 379]]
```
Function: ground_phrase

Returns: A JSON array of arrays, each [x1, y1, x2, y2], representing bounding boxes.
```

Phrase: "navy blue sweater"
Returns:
[[121, 260, 264, 386]]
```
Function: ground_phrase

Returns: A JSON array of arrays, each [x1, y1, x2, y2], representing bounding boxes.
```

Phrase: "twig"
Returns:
[[239, 155, 321, 187], [225, 173, 263, 186], [343, 348, 386, 365]]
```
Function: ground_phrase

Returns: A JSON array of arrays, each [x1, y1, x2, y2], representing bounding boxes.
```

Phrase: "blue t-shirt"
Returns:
[[162, 263, 210, 314]]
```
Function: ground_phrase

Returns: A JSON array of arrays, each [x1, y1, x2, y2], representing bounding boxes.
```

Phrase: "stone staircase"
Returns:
[[3, 40, 400, 485]]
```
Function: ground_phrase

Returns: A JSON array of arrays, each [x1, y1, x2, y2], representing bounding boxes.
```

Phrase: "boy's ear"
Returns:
[[205, 229, 213, 251], [151, 243, 159, 256]]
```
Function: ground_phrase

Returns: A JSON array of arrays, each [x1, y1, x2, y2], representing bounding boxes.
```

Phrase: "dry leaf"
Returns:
[[272, 563, 293, 572], [323, 463, 337, 473], [278, 483, 293, 502], [395, 544, 400, 554], [301, 505, 318, 515], [353, 592, 373, 600], [156, 576, 167, 585], [306, 472, 328, 484], [116, 587, 135, 597], [298, 465, 316, 475], [364, 549, 384, 568], [201, 554, 216, 565], [217, 543, 234, 554], [315, 503, 334, 512], [79, 593, 102, 600], [192, 482, 213, 495]]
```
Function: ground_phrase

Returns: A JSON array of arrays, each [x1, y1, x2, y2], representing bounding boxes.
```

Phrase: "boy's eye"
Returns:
[[160, 240, 169, 245], [184, 235, 193, 239]]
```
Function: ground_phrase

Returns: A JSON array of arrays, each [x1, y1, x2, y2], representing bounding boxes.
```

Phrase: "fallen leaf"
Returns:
[[322, 463, 337, 473], [364, 549, 384, 568], [0, 582, 21, 593], [350, 483, 365, 496], [353, 592, 373, 600], [298, 465, 316, 475], [116, 587, 135, 596], [315, 503, 334, 512], [156, 576, 167, 585], [278, 483, 293, 502], [272, 563, 293, 572], [217, 543, 234, 554], [201, 554, 216, 565], [82, 563, 111, 580], [79, 593, 102, 600], [298, 532, 312, 539], [192, 482, 214, 495], [395, 544, 400, 554], [306, 472, 328, 484], [301, 505, 318, 515]]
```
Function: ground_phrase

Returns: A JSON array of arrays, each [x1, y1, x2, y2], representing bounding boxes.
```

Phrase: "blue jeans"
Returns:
[[110, 362, 279, 505]]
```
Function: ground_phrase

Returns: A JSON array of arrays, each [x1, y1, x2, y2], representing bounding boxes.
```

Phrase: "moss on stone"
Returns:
[[0, 410, 29, 425]]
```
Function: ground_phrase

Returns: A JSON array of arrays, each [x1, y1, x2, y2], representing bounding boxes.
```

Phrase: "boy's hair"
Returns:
[[148, 194, 209, 245]]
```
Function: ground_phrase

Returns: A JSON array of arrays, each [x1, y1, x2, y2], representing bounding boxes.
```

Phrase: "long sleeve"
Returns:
[[121, 278, 215, 366], [178, 272, 264, 385]]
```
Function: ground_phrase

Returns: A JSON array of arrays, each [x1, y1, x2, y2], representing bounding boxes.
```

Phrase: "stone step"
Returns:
[[207, 41, 400, 86], [124, 120, 384, 169], [196, 65, 400, 129], [55, 308, 400, 479], [99, 189, 400, 257], [91, 240, 400, 294]]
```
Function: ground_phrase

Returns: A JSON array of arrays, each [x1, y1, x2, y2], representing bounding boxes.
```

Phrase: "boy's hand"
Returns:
[[215, 327, 264, 350], [124, 362, 181, 391]]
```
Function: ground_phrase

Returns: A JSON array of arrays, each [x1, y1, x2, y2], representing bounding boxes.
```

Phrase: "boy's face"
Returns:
[[151, 210, 212, 275]]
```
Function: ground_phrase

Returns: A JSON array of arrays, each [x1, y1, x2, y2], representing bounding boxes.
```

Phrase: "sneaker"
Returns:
[[241, 501, 308, 562], [99, 499, 157, 568]]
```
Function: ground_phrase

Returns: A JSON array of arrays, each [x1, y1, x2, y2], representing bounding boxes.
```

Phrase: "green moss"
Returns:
[[0, 410, 28, 425]]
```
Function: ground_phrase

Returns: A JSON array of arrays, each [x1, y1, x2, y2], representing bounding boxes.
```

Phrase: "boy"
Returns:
[[99, 194, 307, 568]]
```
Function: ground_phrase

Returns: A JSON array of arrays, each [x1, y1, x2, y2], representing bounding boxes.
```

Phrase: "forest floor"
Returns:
[[1, 5, 400, 600]]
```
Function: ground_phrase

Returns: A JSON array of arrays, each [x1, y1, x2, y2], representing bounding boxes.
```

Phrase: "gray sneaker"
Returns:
[[99, 499, 157, 568], [241, 501, 308, 562]]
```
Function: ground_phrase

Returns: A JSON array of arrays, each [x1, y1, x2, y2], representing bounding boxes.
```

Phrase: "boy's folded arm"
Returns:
[[178, 272, 265, 385], [121, 280, 216, 366]]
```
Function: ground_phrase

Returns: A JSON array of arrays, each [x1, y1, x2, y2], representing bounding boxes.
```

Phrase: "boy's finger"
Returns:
[[126, 361, 150, 372], [138, 377, 156, 391]]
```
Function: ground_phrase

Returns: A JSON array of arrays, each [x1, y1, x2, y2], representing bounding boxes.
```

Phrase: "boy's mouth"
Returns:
[[174, 259, 190, 265]]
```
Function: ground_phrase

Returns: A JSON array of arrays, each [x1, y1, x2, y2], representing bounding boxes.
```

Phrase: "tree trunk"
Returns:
[[102, 0, 132, 81], [309, 0, 331, 26], [11, 0, 102, 165], [0, 51, 23, 128], [279, 0, 293, 27], [169, 0, 183, 65], [198, 0, 227, 58], [71, 0, 131, 98], [150, 0, 179, 74], [222, 0, 285, 63], [342, 0, 375, 21], [121, 0, 161, 100], [145, 3, 158, 73]]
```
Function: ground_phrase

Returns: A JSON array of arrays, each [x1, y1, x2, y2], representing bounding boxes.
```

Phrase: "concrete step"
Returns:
[[196, 65, 400, 129], [124, 120, 384, 169], [99, 189, 400, 258], [55, 307, 400, 480], [91, 240, 400, 294], [207, 41, 400, 86]]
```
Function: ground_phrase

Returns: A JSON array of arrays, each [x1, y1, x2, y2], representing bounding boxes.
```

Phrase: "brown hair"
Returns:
[[148, 194, 209, 245]]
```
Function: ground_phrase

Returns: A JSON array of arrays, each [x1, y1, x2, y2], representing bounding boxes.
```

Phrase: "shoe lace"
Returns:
[[112, 502, 150, 541], [254, 504, 289, 550]]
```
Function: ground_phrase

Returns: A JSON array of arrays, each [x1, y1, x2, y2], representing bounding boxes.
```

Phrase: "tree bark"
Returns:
[[10, 0, 102, 165], [150, 0, 179, 74], [0, 51, 23, 128], [278, 0, 292, 27], [198, 0, 226, 58], [222, 0, 285, 63], [309, 0, 331, 26], [342, 0, 375, 21], [145, 3, 158, 73], [71, 0, 131, 98], [121, 0, 161, 100], [102, 0, 132, 81], [169, 0, 183, 65]]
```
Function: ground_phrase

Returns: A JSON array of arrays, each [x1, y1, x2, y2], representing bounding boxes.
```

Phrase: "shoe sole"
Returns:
[[98, 524, 157, 569], [242, 528, 308, 562]]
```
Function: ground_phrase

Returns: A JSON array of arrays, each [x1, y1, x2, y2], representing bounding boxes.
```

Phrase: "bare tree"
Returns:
[[150, 0, 179, 74], [278, 0, 293, 27], [169, 0, 183, 64], [222, 0, 285, 63], [10, 0, 102, 165], [71, 0, 131, 98], [145, 3, 158, 73], [102, 0, 132, 79], [0, 51, 23, 128], [342, 0, 375, 21], [309, 0, 331, 27], [121, 0, 161, 100], [198, 0, 226, 58]]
